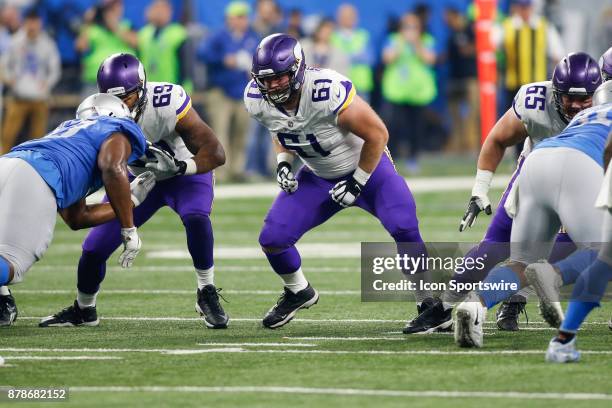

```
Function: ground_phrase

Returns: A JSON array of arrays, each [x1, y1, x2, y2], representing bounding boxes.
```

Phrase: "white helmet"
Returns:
[[76, 93, 132, 120], [593, 80, 612, 106]]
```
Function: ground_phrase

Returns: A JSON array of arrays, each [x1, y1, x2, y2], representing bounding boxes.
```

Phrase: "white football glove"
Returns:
[[145, 145, 187, 180], [330, 177, 364, 207], [277, 161, 298, 193], [119, 227, 141, 268], [130, 171, 156, 207], [459, 169, 493, 232]]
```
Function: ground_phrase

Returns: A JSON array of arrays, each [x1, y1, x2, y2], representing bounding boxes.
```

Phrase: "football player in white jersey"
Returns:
[[29, 54, 228, 329], [245, 33, 431, 329], [405, 52, 602, 334]]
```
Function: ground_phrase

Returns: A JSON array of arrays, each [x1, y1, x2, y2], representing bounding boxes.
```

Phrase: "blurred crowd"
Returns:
[[0, 0, 610, 180]]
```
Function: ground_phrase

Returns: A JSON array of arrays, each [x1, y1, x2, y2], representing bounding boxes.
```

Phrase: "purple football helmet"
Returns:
[[97, 53, 147, 122], [251, 33, 306, 105], [599, 46, 612, 82], [552, 52, 602, 122]]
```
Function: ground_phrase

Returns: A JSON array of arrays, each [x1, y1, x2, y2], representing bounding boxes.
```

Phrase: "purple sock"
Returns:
[[265, 245, 302, 275], [183, 213, 214, 270]]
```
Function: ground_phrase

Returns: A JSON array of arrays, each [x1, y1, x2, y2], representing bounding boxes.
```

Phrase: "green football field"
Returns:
[[2, 184, 612, 407]]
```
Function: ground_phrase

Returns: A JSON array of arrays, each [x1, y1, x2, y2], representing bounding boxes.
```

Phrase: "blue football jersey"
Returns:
[[4, 116, 146, 208], [534, 104, 612, 167]]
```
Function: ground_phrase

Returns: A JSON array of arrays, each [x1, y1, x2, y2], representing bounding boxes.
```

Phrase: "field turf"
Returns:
[[2, 185, 612, 407]]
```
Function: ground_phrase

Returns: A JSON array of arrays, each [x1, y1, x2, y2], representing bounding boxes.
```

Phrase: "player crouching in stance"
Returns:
[[245, 34, 430, 329], [454, 81, 612, 348], [525, 46, 612, 332], [36, 54, 227, 329], [0, 94, 154, 326], [543, 81, 612, 362]]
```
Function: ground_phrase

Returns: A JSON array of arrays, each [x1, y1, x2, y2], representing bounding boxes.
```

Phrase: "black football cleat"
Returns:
[[495, 295, 528, 331], [0, 291, 18, 327], [39, 300, 99, 327], [403, 297, 453, 334], [262, 284, 319, 329], [195, 285, 229, 329]]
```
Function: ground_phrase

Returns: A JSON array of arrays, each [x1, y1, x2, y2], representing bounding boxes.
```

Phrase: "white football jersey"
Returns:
[[138, 81, 193, 161], [512, 81, 567, 154], [244, 68, 363, 179]]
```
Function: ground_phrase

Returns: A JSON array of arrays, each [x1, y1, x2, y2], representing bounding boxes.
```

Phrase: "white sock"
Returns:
[[77, 290, 98, 309], [196, 266, 215, 289], [280, 268, 308, 294], [0, 286, 9, 296]]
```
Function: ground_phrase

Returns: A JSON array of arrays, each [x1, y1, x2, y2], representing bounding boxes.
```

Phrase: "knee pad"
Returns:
[[259, 221, 295, 251], [182, 213, 212, 228]]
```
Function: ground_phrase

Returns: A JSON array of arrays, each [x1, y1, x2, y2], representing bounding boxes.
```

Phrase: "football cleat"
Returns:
[[39, 300, 99, 327], [495, 295, 528, 331], [609, 315, 612, 331], [525, 261, 564, 328], [546, 336, 580, 363], [0, 291, 18, 327], [403, 297, 453, 334], [262, 284, 319, 329], [195, 285, 229, 329], [454, 294, 487, 348]]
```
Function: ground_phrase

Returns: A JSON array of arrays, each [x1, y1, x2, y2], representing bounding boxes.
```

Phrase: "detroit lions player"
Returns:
[[543, 81, 612, 362], [0, 93, 152, 327], [454, 81, 612, 349], [521, 46, 612, 330], [245, 33, 429, 329], [37, 54, 227, 329], [406, 53, 602, 334]]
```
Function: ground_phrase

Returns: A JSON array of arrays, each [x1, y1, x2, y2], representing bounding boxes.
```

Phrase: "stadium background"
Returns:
[[1, 0, 612, 406]]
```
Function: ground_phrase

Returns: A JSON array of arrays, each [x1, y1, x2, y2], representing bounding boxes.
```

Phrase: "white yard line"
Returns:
[[30, 265, 359, 273], [2, 356, 122, 360], [65, 385, 612, 400], [1, 347, 612, 356], [86, 176, 512, 202], [147, 243, 362, 259], [195, 343, 316, 347]]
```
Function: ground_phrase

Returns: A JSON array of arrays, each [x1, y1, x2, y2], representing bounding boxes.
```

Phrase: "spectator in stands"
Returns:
[[285, 8, 305, 40], [138, 0, 191, 92], [331, 3, 374, 101], [1, 8, 60, 154], [38, 0, 87, 93], [253, 0, 283, 37], [301, 18, 350, 75], [245, 0, 283, 180], [76, 0, 137, 95], [381, 12, 436, 173], [494, 0, 564, 111], [445, 6, 479, 154], [0, 4, 22, 136], [198, 1, 259, 181]]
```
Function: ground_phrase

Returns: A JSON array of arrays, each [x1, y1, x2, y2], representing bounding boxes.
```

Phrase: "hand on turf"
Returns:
[[277, 162, 298, 193], [130, 171, 156, 207], [330, 176, 363, 208], [145, 145, 186, 180], [459, 195, 492, 232], [119, 227, 141, 268]]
